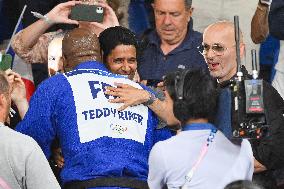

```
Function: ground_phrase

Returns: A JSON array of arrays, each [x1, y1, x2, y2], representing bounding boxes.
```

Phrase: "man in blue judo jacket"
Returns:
[[16, 27, 171, 189]]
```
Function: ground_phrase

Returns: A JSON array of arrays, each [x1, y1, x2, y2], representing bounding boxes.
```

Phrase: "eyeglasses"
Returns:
[[198, 43, 234, 56]]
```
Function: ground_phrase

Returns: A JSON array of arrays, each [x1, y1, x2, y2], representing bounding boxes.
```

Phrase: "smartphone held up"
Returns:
[[70, 4, 104, 23]]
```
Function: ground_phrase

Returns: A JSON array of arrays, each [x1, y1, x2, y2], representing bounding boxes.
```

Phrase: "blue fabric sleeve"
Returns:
[[140, 84, 172, 142], [16, 76, 60, 158]]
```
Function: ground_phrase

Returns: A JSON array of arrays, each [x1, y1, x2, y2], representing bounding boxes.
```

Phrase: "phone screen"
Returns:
[[70, 4, 104, 23]]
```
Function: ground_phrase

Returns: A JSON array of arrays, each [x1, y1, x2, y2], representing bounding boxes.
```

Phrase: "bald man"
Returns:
[[16, 27, 171, 189], [202, 21, 284, 188]]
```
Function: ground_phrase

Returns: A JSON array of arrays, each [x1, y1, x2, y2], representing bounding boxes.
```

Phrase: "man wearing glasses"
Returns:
[[106, 20, 284, 188], [202, 21, 284, 189]]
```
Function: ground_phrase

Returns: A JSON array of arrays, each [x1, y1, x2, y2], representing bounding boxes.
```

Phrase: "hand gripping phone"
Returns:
[[70, 4, 104, 23]]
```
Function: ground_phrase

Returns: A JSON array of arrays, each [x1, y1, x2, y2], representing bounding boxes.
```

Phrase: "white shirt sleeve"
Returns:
[[242, 139, 254, 180], [25, 139, 61, 189], [148, 142, 167, 189]]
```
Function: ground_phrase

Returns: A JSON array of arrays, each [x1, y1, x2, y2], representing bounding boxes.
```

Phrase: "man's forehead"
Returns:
[[110, 45, 137, 57], [203, 24, 235, 43]]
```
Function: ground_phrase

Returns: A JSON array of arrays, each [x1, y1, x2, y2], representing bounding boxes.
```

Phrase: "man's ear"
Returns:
[[0, 93, 8, 111], [58, 56, 64, 73], [240, 43, 246, 59], [0, 94, 5, 106], [100, 49, 104, 63], [185, 7, 193, 22], [62, 55, 68, 72], [151, 3, 155, 9]]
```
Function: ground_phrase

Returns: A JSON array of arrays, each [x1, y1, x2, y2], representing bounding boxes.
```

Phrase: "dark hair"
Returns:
[[99, 26, 140, 63], [164, 69, 218, 124], [224, 180, 264, 189]]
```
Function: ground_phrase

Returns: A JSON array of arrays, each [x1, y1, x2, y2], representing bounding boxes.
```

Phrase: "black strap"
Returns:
[[64, 177, 149, 189]]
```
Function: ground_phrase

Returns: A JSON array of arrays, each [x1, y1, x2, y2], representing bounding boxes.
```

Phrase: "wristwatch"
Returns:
[[143, 91, 157, 106], [259, 0, 272, 6]]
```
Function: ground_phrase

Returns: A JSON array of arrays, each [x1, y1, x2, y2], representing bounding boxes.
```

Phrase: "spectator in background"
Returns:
[[203, 20, 284, 189], [251, 0, 284, 100], [137, 0, 206, 84], [251, 0, 278, 83], [5, 69, 28, 120], [11, 0, 120, 87], [0, 70, 60, 189], [128, 0, 152, 35], [192, 0, 260, 72], [251, 1, 284, 187], [148, 69, 253, 189]]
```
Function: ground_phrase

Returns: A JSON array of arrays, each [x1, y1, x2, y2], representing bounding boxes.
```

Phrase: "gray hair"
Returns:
[[184, 0, 192, 9], [154, 0, 192, 9], [0, 71, 9, 97]]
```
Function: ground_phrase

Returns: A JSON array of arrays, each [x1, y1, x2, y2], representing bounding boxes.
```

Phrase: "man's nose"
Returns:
[[122, 62, 131, 72], [163, 14, 172, 25]]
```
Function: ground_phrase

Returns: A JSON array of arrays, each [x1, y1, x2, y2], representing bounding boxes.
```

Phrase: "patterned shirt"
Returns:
[[11, 30, 65, 64]]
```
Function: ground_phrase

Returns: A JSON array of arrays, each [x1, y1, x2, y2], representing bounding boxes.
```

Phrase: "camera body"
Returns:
[[70, 4, 104, 23]]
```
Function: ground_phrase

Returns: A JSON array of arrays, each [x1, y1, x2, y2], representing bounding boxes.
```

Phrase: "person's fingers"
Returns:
[[6, 71, 15, 83], [14, 78, 25, 85], [89, 22, 104, 29], [108, 97, 124, 103], [64, 19, 79, 25], [105, 86, 117, 91], [58, 0, 80, 8], [113, 82, 124, 88], [95, 1, 111, 9], [114, 83, 133, 89], [11, 72, 22, 79], [117, 104, 129, 111], [105, 90, 121, 97], [105, 86, 125, 93]]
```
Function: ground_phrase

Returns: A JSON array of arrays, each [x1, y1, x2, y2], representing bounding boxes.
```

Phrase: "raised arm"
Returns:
[[251, 0, 270, 44], [88, 1, 120, 36], [11, 1, 80, 63], [5, 69, 29, 119]]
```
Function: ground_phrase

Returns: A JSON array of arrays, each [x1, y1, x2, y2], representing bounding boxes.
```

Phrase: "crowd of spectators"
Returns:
[[0, 0, 284, 189]]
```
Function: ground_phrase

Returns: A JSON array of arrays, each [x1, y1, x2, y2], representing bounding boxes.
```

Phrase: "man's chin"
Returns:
[[209, 71, 220, 79]]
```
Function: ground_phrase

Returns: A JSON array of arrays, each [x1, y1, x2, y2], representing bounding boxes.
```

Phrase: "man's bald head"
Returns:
[[202, 21, 246, 82], [204, 21, 244, 44], [62, 27, 101, 71]]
